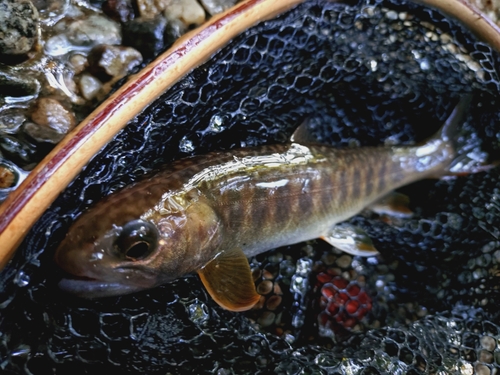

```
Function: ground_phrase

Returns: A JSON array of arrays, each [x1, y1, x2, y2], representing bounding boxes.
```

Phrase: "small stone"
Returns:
[[257, 311, 275, 327], [28, 98, 76, 143], [66, 14, 122, 47], [273, 283, 283, 296], [0, 135, 35, 164], [122, 16, 167, 58], [164, 17, 186, 42], [164, 0, 206, 27], [0, 68, 40, 98], [44, 34, 72, 56], [480, 335, 496, 351], [68, 54, 88, 75], [0, 109, 26, 134], [266, 295, 282, 311], [0, 165, 16, 188], [102, 0, 135, 23], [200, 0, 236, 16], [32, 0, 69, 17], [24, 122, 63, 143], [0, 0, 39, 56], [251, 268, 262, 282], [78, 73, 103, 100], [256, 280, 273, 295], [336, 254, 353, 269], [252, 295, 265, 310], [262, 269, 274, 280], [136, 0, 171, 19], [87, 45, 142, 81]]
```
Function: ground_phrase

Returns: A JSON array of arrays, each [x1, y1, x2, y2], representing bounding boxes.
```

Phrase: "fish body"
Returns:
[[55, 97, 478, 311]]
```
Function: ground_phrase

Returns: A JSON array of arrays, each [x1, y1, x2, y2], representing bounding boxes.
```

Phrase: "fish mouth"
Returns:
[[58, 275, 145, 299]]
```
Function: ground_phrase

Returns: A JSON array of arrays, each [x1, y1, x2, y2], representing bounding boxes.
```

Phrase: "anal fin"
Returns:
[[197, 247, 260, 312], [369, 192, 413, 218], [321, 223, 379, 257]]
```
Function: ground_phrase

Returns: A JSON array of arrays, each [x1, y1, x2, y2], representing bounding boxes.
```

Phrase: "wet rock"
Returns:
[[164, 0, 206, 27], [0, 109, 26, 134], [87, 45, 142, 81], [0, 0, 39, 56], [0, 68, 40, 98], [68, 54, 88, 75], [200, 0, 236, 16], [0, 135, 36, 165], [27, 98, 76, 143], [32, 0, 67, 15], [0, 165, 16, 188], [78, 73, 103, 100], [102, 0, 135, 23], [24, 121, 65, 144], [45, 14, 121, 56], [66, 15, 121, 46], [136, 0, 171, 19], [257, 311, 276, 327], [122, 16, 167, 58], [165, 17, 186, 42]]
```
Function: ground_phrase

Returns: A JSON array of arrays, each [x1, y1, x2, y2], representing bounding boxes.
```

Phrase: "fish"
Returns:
[[55, 96, 485, 311]]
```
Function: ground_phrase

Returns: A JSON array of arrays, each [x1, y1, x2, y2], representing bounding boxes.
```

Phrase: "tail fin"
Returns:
[[440, 95, 473, 145], [438, 95, 494, 176]]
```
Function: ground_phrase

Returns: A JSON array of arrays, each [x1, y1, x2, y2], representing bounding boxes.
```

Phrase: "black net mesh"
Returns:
[[2, 0, 500, 373]]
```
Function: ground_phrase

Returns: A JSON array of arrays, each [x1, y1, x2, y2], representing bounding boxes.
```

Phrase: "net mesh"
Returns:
[[2, 0, 500, 373]]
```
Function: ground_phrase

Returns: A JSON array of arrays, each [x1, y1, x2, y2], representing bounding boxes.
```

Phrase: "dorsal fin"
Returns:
[[290, 119, 318, 144], [197, 247, 260, 312]]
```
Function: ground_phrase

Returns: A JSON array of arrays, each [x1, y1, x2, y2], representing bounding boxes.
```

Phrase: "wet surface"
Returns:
[[2, 0, 500, 373]]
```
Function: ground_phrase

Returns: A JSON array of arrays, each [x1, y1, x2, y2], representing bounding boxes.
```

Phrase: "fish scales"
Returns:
[[185, 143, 446, 258]]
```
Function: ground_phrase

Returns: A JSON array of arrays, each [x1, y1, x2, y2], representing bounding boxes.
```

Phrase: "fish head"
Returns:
[[54, 195, 220, 298]]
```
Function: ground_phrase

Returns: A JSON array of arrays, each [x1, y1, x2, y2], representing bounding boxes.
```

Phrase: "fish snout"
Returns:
[[54, 238, 109, 279]]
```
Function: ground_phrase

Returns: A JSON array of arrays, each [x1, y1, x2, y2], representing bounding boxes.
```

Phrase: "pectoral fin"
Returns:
[[197, 248, 260, 312], [321, 224, 378, 257]]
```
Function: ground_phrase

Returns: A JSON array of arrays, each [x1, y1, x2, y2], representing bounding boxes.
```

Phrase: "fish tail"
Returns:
[[431, 94, 494, 177], [439, 95, 473, 146]]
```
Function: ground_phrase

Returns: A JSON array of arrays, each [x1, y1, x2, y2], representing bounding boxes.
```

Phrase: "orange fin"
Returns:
[[197, 247, 260, 312], [369, 192, 413, 218], [321, 224, 378, 257]]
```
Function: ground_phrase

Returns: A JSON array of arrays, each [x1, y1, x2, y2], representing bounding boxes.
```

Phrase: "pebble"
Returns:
[[335, 254, 353, 269], [67, 14, 121, 46], [0, 109, 26, 134], [165, 0, 206, 27], [27, 97, 76, 143], [256, 280, 273, 295], [122, 15, 167, 58], [102, 0, 135, 23], [200, 0, 237, 16], [257, 311, 276, 327], [266, 295, 282, 311], [136, 0, 171, 19], [46, 14, 121, 56], [0, 135, 35, 165], [68, 54, 88, 75], [78, 73, 103, 101], [87, 44, 142, 81], [0, 0, 39, 56], [0, 68, 40, 98], [0, 165, 16, 188]]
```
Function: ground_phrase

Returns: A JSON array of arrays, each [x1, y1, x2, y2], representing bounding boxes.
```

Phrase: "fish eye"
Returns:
[[115, 220, 158, 260]]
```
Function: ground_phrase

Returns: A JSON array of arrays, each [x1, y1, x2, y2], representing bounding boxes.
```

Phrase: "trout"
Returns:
[[55, 96, 483, 311]]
